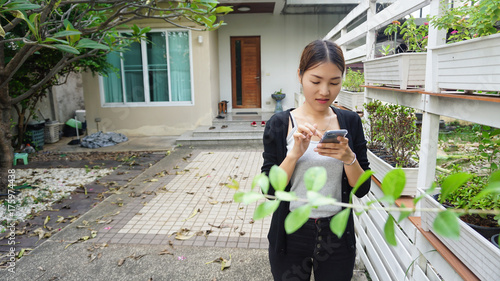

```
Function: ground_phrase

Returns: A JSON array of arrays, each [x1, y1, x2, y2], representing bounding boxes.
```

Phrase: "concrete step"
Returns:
[[192, 124, 264, 137], [176, 130, 263, 146], [175, 112, 271, 146]]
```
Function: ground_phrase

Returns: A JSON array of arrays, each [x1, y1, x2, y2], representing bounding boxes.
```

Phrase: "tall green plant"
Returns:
[[431, 0, 500, 43], [342, 68, 364, 92], [364, 100, 420, 167], [383, 16, 429, 53]]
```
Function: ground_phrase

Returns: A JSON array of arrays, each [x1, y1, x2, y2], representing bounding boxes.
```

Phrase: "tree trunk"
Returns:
[[0, 84, 13, 194]]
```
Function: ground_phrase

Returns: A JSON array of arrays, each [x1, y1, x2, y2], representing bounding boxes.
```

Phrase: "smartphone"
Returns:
[[320, 129, 348, 143]]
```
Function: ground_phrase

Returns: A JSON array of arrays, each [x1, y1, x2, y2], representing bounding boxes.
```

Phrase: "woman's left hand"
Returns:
[[314, 135, 355, 164]]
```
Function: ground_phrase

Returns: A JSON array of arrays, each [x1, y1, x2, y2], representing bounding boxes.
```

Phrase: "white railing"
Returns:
[[324, 0, 430, 63], [325, 1, 500, 280]]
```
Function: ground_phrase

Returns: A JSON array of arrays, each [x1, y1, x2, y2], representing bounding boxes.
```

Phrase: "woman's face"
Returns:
[[299, 62, 343, 111]]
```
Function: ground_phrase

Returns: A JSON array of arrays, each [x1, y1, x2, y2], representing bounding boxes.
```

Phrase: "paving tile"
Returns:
[[105, 150, 270, 248]]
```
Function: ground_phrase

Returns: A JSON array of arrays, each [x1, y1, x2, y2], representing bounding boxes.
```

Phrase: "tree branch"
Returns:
[[10, 54, 71, 105], [0, 45, 40, 90], [3, 18, 23, 33]]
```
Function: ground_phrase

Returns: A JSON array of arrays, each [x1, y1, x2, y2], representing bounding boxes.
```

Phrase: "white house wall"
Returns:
[[218, 13, 344, 112], [82, 29, 219, 137]]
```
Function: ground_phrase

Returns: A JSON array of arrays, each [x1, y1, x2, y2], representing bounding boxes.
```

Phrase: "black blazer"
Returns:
[[261, 106, 371, 255]]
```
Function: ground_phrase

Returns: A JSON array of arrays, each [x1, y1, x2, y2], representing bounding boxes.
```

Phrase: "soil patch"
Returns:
[[1, 151, 165, 266]]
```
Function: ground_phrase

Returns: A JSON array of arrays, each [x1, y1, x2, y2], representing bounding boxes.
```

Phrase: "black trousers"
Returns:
[[269, 217, 356, 281]]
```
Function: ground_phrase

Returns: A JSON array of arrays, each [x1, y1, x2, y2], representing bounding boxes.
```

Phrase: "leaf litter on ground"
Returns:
[[0, 168, 113, 233]]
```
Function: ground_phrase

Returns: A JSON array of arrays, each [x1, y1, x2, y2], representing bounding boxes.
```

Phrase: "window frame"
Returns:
[[99, 28, 195, 107]]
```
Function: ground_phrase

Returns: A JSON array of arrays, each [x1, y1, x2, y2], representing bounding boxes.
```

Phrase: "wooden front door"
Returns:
[[230, 36, 261, 108]]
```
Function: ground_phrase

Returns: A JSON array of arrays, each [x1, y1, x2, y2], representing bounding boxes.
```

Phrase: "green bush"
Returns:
[[364, 100, 420, 167], [342, 68, 364, 92]]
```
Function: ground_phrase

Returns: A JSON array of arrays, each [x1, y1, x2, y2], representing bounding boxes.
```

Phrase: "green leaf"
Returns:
[[352, 170, 374, 194], [77, 40, 110, 50], [307, 191, 337, 207], [330, 208, 351, 238], [233, 191, 263, 204], [252, 173, 269, 194], [378, 195, 395, 205], [433, 210, 460, 239], [53, 44, 80, 54], [233, 192, 244, 203], [0, 25, 5, 38], [42, 37, 69, 44], [440, 173, 472, 201], [284, 205, 311, 234], [253, 200, 280, 220], [304, 166, 327, 192], [474, 170, 500, 199], [2, 3, 41, 12], [397, 204, 412, 222], [269, 165, 288, 192], [53, 30, 82, 38], [381, 168, 405, 200], [275, 191, 298, 202], [384, 215, 397, 246], [214, 6, 233, 14]]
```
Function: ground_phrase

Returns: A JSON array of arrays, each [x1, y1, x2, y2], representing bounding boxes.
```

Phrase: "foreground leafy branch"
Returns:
[[232, 166, 500, 246]]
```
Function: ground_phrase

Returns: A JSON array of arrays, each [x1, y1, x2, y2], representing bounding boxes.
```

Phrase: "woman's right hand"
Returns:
[[289, 123, 320, 160]]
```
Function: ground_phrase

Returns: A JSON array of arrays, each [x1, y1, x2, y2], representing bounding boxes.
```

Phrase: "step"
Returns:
[[192, 124, 264, 137], [176, 131, 263, 146]]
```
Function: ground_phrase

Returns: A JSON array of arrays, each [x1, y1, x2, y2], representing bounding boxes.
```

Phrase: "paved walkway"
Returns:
[[5, 140, 367, 280], [95, 149, 270, 249]]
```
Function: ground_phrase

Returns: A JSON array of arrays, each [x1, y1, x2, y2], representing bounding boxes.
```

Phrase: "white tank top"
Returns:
[[286, 112, 343, 218]]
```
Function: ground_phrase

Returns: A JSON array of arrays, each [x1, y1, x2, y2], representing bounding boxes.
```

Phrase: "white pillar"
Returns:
[[417, 0, 448, 190]]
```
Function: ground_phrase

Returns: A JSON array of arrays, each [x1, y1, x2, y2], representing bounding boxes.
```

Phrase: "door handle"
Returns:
[[255, 77, 260, 79]]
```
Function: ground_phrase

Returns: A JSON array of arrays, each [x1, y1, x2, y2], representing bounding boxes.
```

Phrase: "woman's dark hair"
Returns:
[[298, 40, 345, 76]]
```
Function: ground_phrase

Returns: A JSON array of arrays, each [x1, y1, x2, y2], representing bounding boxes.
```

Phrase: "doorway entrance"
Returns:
[[230, 36, 261, 109]]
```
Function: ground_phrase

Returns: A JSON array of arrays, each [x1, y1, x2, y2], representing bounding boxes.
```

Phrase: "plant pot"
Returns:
[[363, 53, 427, 89], [337, 90, 364, 112], [421, 190, 500, 281], [431, 33, 500, 92], [367, 149, 418, 196], [492, 234, 499, 249], [271, 94, 286, 113], [432, 194, 500, 241]]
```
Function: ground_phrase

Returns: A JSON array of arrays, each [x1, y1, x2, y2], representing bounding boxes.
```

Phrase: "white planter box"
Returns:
[[420, 191, 500, 281], [337, 90, 364, 112], [367, 149, 418, 196], [363, 53, 427, 89], [431, 33, 500, 92]]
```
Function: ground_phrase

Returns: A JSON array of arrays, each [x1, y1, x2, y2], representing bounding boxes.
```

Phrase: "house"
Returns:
[[79, 0, 363, 136]]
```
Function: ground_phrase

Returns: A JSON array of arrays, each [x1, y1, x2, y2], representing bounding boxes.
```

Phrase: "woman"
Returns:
[[262, 40, 371, 281]]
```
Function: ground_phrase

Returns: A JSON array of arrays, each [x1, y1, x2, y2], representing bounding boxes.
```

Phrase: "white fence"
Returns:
[[325, 1, 500, 280]]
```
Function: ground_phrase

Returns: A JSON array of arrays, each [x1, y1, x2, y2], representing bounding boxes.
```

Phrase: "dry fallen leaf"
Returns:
[[206, 255, 232, 271], [159, 249, 174, 256], [118, 258, 126, 266], [43, 216, 50, 229], [183, 208, 200, 221]]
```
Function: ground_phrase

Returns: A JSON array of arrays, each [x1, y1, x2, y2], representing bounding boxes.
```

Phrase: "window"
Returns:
[[102, 30, 193, 105]]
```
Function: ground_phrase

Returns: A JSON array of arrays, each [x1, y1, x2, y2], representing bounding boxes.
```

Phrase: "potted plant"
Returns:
[[364, 100, 420, 196], [434, 174, 500, 241], [420, 168, 500, 281], [337, 68, 365, 112], [430, 1, 500, 93], [271, 89, 286, 113], [364, 16, 428, 89]]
